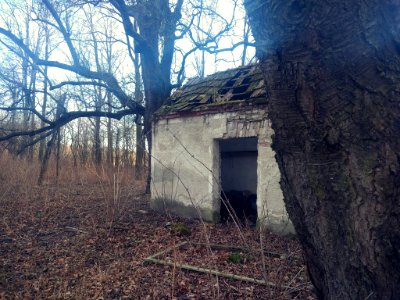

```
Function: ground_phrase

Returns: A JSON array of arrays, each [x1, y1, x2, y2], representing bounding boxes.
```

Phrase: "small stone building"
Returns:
[[151, 65, 293, 234]]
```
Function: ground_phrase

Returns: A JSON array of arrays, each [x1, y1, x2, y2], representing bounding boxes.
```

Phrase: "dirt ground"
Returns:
[[0, 158, 315, 299]]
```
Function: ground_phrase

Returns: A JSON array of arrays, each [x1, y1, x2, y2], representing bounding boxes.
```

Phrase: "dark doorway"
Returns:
[[219, 137, 258, 224]]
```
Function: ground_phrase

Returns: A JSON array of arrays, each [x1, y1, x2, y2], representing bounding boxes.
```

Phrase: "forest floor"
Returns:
[[0, 155, 315, 299]]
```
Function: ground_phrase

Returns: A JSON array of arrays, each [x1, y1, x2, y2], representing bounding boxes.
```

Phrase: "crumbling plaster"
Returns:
[[151, 107, 294, 234]]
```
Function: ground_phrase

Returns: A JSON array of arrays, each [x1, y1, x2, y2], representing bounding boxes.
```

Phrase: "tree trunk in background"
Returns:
[[140, 49, 167, 192], [103, 22, 115, 168], [241, 17, 250, 66], [94, 111, 102, 165], [93, 84, 103, 166], [115, 128, 121, 167], [135, 118, 144, 179], [245, 0, 400, 299], [21, 43, 29, 158], [106, 92, 113, 166], [55, 129, 61, 180], [39, 65, 49, 161], [91, 21, 104, 166], [141, 60, 169, 190], [37, 130, 57, 185], [122, 117, 129, 165], [28, 63, 37, 160], [38, 13, 50, 162], [135, 1, 176, 192], [37, 95, 65, 185], [80, 120, 89, 165], [133, 48, 144, 179], [8, 89, 19, 154]]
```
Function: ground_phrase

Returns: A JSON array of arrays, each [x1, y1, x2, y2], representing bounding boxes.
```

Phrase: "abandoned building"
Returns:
[[151, 64, 294, 234]]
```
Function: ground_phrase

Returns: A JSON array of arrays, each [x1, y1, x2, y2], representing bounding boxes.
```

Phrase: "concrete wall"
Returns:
[[151, 108, 294, 234]]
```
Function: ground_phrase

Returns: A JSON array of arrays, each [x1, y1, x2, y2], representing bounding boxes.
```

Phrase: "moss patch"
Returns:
[[227, 252, 244, 264], [170, 223, 191, 236]]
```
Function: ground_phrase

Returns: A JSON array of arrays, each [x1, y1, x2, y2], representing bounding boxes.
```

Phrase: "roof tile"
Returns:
[[157, 64, 267, 117]]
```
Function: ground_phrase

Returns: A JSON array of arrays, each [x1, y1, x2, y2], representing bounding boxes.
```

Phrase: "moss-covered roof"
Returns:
[[156, 64, 267, 118]]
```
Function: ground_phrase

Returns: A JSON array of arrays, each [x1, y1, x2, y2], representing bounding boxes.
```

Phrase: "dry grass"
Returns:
[[0, 153, 315, 299]]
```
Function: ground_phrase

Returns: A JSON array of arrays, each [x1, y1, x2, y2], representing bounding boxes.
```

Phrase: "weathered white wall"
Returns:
[[151, 108, 294, 234]]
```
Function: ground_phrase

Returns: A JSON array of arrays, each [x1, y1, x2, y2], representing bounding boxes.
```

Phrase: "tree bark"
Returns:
[[136, 3, 173, 192], [133, 48, 144, 179], [28, 63, 37, 161], [115, 127, 121, 167], [92, 26, 104, 166], [135, 119, 145, 180], [39, 35, 49, 161], [93, 103, 102, 165], [39, 8, 50, 162], [106, 92, 114, 166], [245, 0, 400, 299], [37, 130, 57, 185]]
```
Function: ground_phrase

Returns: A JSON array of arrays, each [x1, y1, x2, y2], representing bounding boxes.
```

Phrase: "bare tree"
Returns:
[[38, 14, 51, 161], [37, 93, 66, 185], [0, 0, 254, 186]]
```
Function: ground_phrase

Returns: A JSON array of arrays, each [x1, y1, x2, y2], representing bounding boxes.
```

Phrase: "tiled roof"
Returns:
[[156, 64, 267, 117]]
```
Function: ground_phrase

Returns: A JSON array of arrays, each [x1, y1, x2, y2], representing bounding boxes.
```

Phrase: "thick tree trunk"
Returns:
[[245, 0, 400, 299], [133, 48, 145, 180], [138, 26, 171, 192], [141, 69, 170, 192]]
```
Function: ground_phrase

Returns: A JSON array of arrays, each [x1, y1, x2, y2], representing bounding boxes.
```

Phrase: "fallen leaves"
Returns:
[[0, 168, 315, 300]]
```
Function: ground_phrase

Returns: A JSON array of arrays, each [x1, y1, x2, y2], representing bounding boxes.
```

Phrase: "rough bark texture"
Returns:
[[135, 0, 177, 193], [245, 1, 400, 299]]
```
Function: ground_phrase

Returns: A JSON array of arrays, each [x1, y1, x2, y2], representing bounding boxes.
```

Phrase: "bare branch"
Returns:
[[41, 0, 81, 65], [176, 41, 255, 84], [17, 130, 54, 155], [0, 106, 52, 124], [109, 0, 153, 56], [203, 40, 256, 54], [0, 27, 145, 115], [50, 80, 108, 91], [0, 108, 137, 142]]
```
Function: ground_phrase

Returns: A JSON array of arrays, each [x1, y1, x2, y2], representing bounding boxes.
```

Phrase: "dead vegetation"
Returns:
[[0, 153, 315, 299]]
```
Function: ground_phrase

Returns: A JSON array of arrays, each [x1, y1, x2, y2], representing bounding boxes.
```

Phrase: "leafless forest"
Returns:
[[1, 0, 399, 299], [0, 0, 316, 299]]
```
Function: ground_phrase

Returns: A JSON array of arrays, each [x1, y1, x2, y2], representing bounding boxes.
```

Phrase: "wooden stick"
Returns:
[[144, 257, 302, 292], [144, 241, 305, 292], [145, 241, 188, 261], [189, 242, 282, 258]]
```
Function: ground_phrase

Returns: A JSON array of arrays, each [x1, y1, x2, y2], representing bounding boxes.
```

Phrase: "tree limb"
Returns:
[[0, 27, 145, 116], [0, 108, 136, 142], [0, 106, 52, 124], [41, 0, 81, 65]]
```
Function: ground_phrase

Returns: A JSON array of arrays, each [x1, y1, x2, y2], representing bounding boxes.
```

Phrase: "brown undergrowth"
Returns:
[[0, 154, 315, 299]]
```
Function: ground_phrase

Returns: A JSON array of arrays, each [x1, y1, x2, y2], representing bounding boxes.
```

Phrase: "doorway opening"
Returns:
[[219, 137, 258, 224]]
